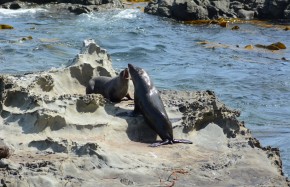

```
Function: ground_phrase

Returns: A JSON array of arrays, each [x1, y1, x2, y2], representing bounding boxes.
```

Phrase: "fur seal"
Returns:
[[86, 68, 132, 102], [128, 63, 192, 147]]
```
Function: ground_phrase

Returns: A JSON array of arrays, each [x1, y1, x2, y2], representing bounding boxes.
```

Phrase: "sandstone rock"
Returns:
[[0, 40, 288, 186]]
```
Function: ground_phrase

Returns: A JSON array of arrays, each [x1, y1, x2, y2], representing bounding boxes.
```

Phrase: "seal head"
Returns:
[[86, 68, 132, 102]]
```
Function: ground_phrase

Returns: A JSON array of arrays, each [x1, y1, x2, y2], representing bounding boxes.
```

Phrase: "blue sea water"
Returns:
[[0, 7, 290, 176]]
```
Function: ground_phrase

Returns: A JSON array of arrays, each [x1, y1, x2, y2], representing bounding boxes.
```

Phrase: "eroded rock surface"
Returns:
[[0, 39, 289, 186]]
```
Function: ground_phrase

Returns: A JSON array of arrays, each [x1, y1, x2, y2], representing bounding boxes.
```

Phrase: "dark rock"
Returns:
[[9, 2, 21, 9], [284, 4, 290, 19], [237, 9, 255, 19], [145, 0, 290, 20], [0, 145, 10, 159], [0, 0, 13, 5], [0, 0, 123, 12], [68, 5, 92, 14], [265, 0, 289, 18]]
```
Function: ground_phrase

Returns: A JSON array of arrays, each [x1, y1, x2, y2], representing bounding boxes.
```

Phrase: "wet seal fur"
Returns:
[[128, 63, 192, 147], [86, 68, 132, 102]]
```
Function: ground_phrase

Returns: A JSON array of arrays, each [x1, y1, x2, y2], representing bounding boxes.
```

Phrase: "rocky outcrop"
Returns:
[[144, 0, 290, 20], [0, 39, 289, 186], [0, 0, 123, 14]]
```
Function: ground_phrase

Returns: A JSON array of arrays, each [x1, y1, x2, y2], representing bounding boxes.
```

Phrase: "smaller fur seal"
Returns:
[[86, 68, 132, 102], [128, 63, 192, 147]]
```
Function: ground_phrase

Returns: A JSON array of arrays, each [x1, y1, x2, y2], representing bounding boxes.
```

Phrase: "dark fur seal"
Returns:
[[86, 68, 132, 102], [128, 63, 192, 147]]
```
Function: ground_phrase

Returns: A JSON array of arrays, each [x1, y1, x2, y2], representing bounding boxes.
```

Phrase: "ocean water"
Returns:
[[0, 7, 290, 176]]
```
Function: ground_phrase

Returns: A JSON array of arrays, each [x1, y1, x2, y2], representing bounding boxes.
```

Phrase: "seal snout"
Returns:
[[128, 63, 134, 69], [128, 63, 137, 72], [123, 68, 130, 80]]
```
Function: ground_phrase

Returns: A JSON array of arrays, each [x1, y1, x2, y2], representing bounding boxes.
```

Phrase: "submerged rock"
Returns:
[[0, 39, 288, 186], [231, 25, 240, 30]]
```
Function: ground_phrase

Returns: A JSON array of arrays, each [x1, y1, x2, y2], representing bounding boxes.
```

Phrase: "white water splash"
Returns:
[[113, 9, 139, 19], [0, 8, 47, 18]]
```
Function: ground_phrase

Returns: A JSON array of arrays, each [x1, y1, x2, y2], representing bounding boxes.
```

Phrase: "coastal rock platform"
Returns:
[[145, 0, 290, 20], [0, 0, 123, 14], [0, 40, 289, 186]]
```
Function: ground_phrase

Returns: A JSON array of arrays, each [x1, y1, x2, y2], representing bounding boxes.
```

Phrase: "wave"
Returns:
[[0, 8, 47, 17], [113, 9, 139, 19]]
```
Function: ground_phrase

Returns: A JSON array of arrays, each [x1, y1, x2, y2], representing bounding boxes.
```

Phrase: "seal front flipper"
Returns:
[[86, 79, 96, 94], [116, 102, 141, 117], [116, 109, 141, 117]]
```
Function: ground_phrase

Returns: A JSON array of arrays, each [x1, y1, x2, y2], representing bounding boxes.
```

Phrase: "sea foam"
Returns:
[[0, 8, 47, 18], [113, 9, 138, 19]]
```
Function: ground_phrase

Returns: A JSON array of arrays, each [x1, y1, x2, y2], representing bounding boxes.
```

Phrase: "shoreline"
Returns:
[[1, 0, 290, 20]]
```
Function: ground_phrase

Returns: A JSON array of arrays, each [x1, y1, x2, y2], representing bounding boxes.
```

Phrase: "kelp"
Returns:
[[183, 18, 241, 28], [0, 24, 14, 29], [255, 42, 286, 50], [183, 19, 290, 31], [197, 40, 286, 53], [231, 25, 240, 30], [244, 45, 254, 50]]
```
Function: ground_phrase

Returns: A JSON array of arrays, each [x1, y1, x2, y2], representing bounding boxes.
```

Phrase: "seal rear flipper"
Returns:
[[173, 139, 193, 144], [149, 139, 172, 147], [125, 93, 133, 100], [150, 139, 193, 147]]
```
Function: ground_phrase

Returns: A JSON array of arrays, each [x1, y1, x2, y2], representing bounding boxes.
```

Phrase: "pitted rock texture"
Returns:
[[0, 40, 288, 187]]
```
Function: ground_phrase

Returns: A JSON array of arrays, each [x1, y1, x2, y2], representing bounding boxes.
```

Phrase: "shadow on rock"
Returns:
[[104, 103, 158, 144]]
